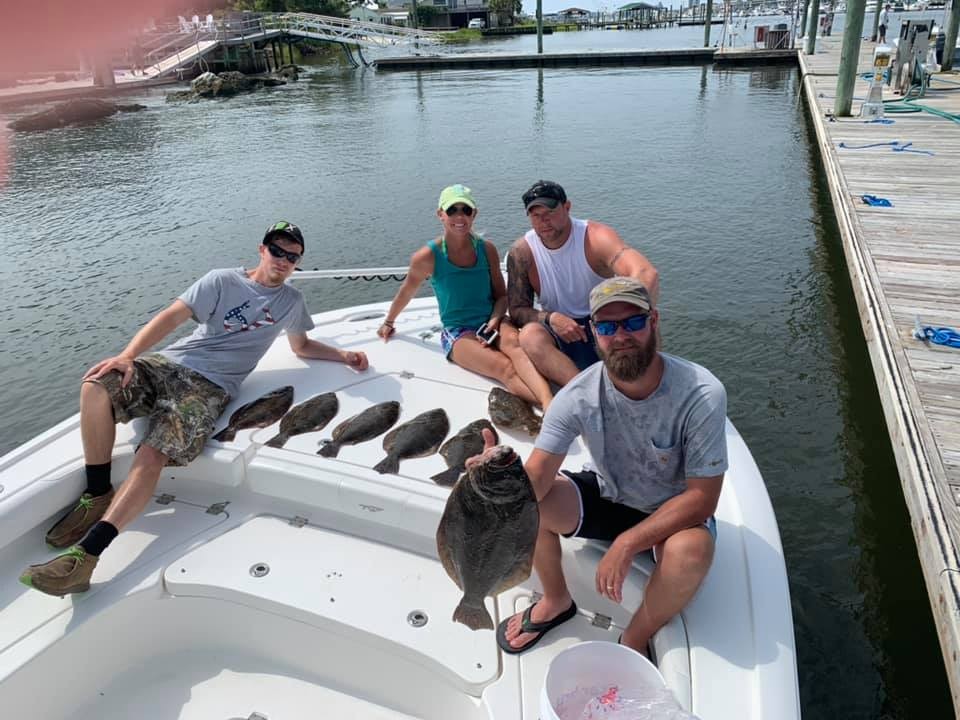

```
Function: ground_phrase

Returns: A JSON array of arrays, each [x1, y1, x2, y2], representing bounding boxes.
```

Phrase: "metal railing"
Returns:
[[139, 11, 446, 76]]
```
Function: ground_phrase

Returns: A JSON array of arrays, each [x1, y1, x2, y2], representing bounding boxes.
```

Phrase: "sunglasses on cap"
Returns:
[[265, 242, 302, 264], [522, 181, 567, 209], [445, 204, 474, 217], [592, 313, 649, 336]]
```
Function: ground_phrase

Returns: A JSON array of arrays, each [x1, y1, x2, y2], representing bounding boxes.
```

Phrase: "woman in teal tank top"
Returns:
[[377, 184, 552, 409]]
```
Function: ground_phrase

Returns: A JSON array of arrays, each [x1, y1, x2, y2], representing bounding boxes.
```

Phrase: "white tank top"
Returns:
[[524, 217, 605, 318]]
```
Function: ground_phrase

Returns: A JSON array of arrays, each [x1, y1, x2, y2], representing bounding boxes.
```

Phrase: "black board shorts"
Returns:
[[560, 469, 717, 559]]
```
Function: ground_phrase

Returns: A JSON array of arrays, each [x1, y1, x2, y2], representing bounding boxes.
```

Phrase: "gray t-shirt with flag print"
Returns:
[[535, 353, 728, 514], [158, 268, 314, 397]]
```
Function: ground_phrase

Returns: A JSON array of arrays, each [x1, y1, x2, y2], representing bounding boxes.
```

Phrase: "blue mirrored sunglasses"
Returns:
[[265, 242, 301, 264], [593, 314, 649, 336]]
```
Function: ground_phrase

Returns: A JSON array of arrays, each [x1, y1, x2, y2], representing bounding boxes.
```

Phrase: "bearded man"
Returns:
[[494, 276, 728, 658]]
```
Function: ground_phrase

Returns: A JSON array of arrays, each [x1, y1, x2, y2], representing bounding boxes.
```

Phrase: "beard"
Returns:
[[597, 330, 658, 381]]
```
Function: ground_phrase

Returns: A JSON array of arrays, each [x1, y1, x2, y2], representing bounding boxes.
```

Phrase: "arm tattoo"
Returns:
[[608, 246, 631, 273], [506, 250, 543, 326]]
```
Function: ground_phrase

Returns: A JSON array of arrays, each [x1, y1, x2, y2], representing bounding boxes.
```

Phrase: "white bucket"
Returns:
[[540, 641, 667, 720]]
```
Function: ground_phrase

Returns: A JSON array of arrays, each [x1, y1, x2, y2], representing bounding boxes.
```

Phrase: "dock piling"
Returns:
[[805, 0, 822, 54], [943, 0, 960, 70], [835, 0, 867, 115], [703, 0, 713, 46]]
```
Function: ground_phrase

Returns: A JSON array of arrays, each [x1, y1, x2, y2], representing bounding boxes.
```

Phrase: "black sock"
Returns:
[[84, 462, 112, 497], [78, 521, 118, 557]]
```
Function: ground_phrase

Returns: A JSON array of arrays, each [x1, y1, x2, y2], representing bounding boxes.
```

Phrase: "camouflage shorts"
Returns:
[[85, 354, 230, 467]]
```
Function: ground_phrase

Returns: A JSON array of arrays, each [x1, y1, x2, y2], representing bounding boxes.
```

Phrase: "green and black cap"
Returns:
[[263, 221, 305, 251]]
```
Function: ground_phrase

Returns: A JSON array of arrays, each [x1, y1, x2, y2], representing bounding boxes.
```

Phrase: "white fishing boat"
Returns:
[[0, 276, 800, 719]]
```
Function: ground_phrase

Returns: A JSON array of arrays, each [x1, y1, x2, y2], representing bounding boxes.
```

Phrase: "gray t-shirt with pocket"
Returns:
[[158, 268, 314, 397], [535, 353, 728, 513]]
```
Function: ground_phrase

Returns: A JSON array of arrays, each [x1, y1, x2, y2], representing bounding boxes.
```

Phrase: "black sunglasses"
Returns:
[[265, 242, 302, 264], [445, 204, 474, 217]]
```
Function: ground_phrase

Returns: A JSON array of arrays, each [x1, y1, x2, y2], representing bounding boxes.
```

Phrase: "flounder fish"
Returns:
[[212, 386, 295, 443], [431, 419, 499, 487], [373, 408, 449, 475], [265, 392, 339, 448], [436, 444, 539, 630], [488, 387, 541, 436], [318, 400, 401, 458]]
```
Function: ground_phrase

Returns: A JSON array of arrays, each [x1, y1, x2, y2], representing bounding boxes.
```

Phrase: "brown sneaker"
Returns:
[[20, 547, 99, 596], [45, 489, 114, 549]]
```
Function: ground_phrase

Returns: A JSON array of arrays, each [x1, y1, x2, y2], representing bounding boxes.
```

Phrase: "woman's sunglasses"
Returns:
[[445, 204, 474, 217], [592, 314, 649, 336], [265, 242, 302, 264]]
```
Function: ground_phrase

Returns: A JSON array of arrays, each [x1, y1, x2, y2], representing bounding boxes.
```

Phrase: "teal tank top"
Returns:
[[428, 236, 493, 329]]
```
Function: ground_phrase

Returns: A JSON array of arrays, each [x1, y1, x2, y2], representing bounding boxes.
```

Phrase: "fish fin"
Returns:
[[212, 427, 234, 442], [430, 466, 461, 486], [453, 598, 494, 631], [264, 433, 287, 448], [317, 442, 340, 458], [373, 454, 399, 475]]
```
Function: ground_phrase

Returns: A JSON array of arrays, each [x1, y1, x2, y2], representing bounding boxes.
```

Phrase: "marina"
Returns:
[[1, 11, 958, 718]]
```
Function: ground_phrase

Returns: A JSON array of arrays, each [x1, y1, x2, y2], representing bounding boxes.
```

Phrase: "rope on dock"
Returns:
[[838, 140, 935, 155], [914, 322, 960, 350]]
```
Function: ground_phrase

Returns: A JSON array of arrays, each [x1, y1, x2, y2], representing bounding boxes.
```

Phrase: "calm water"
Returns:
[[0, 37, 952, 718]]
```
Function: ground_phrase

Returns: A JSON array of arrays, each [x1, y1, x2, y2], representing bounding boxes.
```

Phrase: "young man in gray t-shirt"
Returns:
[[497, 276, 727, 658], [22, 222, 370, 597]]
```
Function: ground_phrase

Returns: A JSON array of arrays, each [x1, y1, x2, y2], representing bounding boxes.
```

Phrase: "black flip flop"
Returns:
[[496, 600, 578, 655]]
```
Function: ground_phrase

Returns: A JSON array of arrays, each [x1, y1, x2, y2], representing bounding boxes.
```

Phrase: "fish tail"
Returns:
[[430, 466, 461, 486], [373, 454, 399, 475], [212, 427, 235, 442], [264, 433, 287, 448], [317, 442, 340, 458], [453, 597, 494, 631]]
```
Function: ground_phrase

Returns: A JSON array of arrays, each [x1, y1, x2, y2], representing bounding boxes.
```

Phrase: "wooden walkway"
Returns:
[[800, 37, 960, 710]]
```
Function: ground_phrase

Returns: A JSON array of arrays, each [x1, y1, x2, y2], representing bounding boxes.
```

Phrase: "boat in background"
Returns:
[[0, 283, 800, 719]]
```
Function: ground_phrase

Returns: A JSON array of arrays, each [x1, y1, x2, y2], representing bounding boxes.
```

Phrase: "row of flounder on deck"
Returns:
[[210, 385, 542, 481], [209, 384, 542, 630]]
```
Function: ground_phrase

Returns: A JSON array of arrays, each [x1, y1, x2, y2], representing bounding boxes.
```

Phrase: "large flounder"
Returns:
[[436, 444, 539, 630], [212, 386, 295, 442], [373, 408, 449, 475]]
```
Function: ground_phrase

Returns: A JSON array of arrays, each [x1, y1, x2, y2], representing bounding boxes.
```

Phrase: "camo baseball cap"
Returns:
[[589, 277, 652, 317], [263, 221, 305, 250]]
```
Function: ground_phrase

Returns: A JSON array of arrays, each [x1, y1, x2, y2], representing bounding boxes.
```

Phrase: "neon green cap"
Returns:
[[438, 184, 477, 211]]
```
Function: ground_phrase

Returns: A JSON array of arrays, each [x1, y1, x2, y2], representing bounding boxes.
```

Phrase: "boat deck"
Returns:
[[0, 298, 798, 719], [799, 35, 960, 708]]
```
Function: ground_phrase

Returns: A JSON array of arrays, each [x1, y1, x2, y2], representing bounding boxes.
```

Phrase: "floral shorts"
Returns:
[[84, 353, 230, 466], [440, 326, 481, 360]]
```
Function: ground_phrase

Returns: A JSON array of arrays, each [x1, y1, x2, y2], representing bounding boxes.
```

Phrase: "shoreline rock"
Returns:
[[166, 69, 297, 102], [9, 99, 146, 132]]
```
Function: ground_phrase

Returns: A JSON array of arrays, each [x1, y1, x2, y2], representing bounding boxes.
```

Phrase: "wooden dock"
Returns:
[[799, 37, 960, 709], [374, 47, 797, 71]]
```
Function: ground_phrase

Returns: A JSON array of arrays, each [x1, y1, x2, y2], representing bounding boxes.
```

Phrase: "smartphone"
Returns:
[[476, 323, 499, 346]]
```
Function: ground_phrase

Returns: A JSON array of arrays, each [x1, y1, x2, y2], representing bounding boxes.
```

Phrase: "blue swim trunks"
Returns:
[[545, 315, 600, 371]]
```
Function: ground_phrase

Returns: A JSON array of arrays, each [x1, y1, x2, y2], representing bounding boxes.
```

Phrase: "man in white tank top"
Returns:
[[507, 180, 660, 387]]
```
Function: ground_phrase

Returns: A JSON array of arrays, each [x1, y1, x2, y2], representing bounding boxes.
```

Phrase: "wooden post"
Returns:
[[870, 0, 883, 41], [272, 41, 279, 69], [943, 0, 960, 71], [703, 0, 713, 46], [288, 41, 295, 64], [805, 0, 821, 53], [799, 0, 809, 38], [536, 0, 544, 54], [835, 0, 868, 115]]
